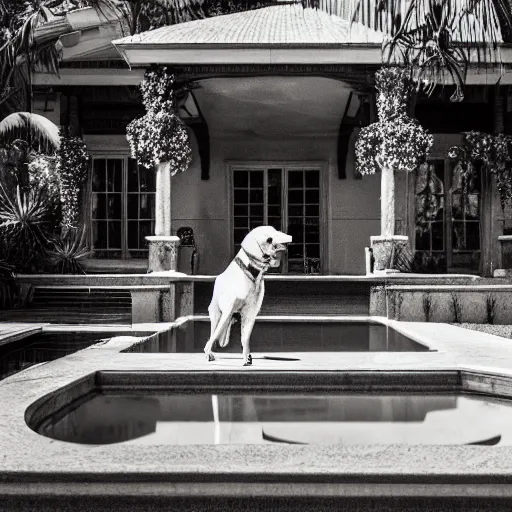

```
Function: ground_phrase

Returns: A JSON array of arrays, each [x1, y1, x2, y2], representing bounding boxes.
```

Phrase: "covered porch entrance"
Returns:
[[31, 2, 512, 276], [187, 73, 364, 274], [109, 3, 384, 275], [172, 73, 377, 275]]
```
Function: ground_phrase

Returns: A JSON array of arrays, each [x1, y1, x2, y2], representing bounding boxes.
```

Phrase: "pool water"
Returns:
[[0, 331, 134, 381], [124, 320, 430, 353], [36, 392, 512, 446]]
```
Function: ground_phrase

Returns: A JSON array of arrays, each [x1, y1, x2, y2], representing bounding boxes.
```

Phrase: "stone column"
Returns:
[[487, 86, 505, 276], [380, 165, 395, 238], [146, 162, 180, 272], [370, 164, 409, 273]]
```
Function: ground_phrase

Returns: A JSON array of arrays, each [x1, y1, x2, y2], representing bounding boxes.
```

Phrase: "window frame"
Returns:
[[89, 153, 155, 260]]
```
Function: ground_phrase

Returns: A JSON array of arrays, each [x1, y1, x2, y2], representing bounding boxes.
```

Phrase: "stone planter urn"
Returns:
[[146, 162, 180, 272], [370, 235, 409, 273]]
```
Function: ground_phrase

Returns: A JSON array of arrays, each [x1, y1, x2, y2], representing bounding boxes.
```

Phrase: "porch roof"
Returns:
[[113, 4, 383, 46], [111, 4, 384, 66]]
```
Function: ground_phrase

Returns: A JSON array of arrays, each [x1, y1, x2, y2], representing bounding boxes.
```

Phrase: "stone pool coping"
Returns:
[[3, 317, 512, 499]]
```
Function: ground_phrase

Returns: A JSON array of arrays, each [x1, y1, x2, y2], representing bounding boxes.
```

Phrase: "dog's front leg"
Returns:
[[239, 281, 266, 366], [208, 302, 221, 345], [204, 307, 236, 362], [240, 313, 257, 366]]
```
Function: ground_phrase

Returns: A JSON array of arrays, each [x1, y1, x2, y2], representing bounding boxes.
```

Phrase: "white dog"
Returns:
[[204, 226, 292, 366]]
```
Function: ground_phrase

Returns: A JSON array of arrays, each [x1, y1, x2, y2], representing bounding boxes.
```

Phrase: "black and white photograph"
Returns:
[[2, 0, 512, 510]]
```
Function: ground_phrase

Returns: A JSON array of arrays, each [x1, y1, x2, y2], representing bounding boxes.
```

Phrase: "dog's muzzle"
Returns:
[[268, 243, 288, 268]]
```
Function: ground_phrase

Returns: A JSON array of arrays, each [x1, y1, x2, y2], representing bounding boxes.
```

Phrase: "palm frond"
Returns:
[[0, 182, 52, 272], [303, 0, 512, 100], [0, 112, 60, 150], [0, 3, 64, 114]]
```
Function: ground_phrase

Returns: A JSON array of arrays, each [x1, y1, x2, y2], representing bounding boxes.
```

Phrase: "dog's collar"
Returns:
[[241, 244, 271, 264], [235, 255, 261, 282]]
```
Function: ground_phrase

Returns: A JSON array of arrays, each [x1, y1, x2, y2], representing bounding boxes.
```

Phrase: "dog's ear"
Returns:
[[266, 237, 273, 244], [241, 233, 263, 259]]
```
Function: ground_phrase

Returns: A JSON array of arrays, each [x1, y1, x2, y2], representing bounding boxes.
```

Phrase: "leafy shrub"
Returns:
[[55, 134, 90, 230], [0, 183, 53, 272], [45, 227, 92, 274], [126, 66, 192, 174], [356, 67, 433, 177]]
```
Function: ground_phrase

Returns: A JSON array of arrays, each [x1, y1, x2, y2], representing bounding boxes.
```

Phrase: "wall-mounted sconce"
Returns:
[[177, 87, 201, 121]]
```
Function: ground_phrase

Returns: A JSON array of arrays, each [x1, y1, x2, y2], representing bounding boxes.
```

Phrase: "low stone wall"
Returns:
[[371, 284, 512, 324], [17, 273, 509, 324], [16, 273, 199, 324]]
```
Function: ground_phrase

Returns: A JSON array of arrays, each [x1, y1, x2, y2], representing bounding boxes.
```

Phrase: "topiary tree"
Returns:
[[126, 66, 192, 177], [126, 66, 192, 271], [356, 67, 434, 239]]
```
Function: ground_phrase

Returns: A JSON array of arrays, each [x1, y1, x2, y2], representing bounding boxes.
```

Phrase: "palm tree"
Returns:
[[0, 112, 60, 149], [303, 0, 512, 102], [0, 111, 60, 196], [0, 1, 63, 118]]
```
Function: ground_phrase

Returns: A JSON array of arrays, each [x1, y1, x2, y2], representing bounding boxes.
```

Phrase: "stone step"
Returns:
[[12, 287, 134, 324], [0, 308, 131, 325], [31, 288, 132, 307]]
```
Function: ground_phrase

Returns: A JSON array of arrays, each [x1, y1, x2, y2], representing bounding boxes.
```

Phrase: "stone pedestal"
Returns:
[[146, 236, 180, 273], [370, 235, 409, 272]]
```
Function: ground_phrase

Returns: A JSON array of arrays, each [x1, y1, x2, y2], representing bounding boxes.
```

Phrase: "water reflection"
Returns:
[[37, 393, 512, 446], [125, 321, 430, 354]]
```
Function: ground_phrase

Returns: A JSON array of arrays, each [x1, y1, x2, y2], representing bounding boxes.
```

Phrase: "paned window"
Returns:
[[91, 157, 155, 259], [233, 166, 321, 274], [415, 160, 481, 272]]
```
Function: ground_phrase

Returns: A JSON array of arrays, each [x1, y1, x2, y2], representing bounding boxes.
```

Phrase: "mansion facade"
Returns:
[[31, 3, 512, 276]]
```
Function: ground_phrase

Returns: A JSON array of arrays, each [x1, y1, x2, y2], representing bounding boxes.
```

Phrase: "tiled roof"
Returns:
[[114, 4, 383, 46]]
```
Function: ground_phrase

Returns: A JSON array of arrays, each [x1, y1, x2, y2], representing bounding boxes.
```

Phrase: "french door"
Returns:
[[90, 156, 156, 259], [414, 159, 481, 272], [232, 165, 322, 274]]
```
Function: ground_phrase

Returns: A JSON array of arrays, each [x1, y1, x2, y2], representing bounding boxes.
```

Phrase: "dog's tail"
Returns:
[[218, 315, 237, 348]]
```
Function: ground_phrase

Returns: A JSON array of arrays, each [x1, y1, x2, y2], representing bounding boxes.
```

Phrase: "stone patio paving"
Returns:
[[1, 317, 512, 505]]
